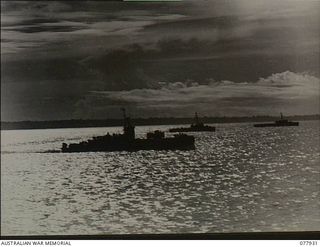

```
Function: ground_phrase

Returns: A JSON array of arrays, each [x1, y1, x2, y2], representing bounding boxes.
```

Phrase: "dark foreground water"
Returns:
[[1, 121, 319, 235]]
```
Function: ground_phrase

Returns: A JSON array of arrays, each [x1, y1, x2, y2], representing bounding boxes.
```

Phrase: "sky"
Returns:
[[1, 0, 319, 121]]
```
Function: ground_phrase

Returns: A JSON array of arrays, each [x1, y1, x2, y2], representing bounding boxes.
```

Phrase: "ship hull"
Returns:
[[254, 122, 299, 127], [62, 136, 195, 153], [169, 127, 216, 132]]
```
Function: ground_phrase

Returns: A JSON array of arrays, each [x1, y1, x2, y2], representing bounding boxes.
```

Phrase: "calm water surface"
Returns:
[[1, 121, 319, 235]]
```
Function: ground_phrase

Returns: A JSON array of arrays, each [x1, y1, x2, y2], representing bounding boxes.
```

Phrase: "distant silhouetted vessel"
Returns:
[[254, 113, 299, 127], [169, 112, 216, 132], [61, 109, 195, 152]]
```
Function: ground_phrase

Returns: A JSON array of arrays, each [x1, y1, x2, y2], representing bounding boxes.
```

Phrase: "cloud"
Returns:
[[72, 71, 320, 119], [79, 38, 319, 89], [2, 0, 319, 58], [1, 1, 319, 121], [0, 1, 186, 55]]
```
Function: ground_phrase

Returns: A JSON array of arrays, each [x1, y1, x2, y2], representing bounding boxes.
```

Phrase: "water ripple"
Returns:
[[1, 121, 319, 235]]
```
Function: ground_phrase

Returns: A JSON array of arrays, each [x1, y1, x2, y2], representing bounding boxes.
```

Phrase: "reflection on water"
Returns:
[[1, 121, 320, 235]]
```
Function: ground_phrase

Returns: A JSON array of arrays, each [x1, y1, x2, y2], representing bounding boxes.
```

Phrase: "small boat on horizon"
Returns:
[[253, 113, 299, 127], [169, 112, 216, 132]]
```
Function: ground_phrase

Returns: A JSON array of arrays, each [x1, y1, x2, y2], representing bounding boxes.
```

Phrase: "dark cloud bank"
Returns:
[[1, 0, 319, 121]]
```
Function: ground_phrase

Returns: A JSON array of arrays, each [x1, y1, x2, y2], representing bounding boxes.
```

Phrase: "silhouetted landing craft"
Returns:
[[169, 112, 216, 132], [61, 110, 195, 152], [254, 113, 299, 127]]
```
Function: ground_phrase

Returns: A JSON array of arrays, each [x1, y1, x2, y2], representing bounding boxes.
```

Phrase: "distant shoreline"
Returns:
[[1, 115, 319, 130]]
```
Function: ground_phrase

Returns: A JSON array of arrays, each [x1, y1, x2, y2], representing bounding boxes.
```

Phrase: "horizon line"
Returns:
[[2, 114, 319, 123]]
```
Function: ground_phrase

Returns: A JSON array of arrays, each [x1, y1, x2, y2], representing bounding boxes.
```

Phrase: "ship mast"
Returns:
[[121, 108, 135, 140], [121, 108, 127, 125], [195, 112, 200, 125]]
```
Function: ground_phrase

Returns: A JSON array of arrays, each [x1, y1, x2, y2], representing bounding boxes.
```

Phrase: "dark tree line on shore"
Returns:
[[1, 115, 319, 130]]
